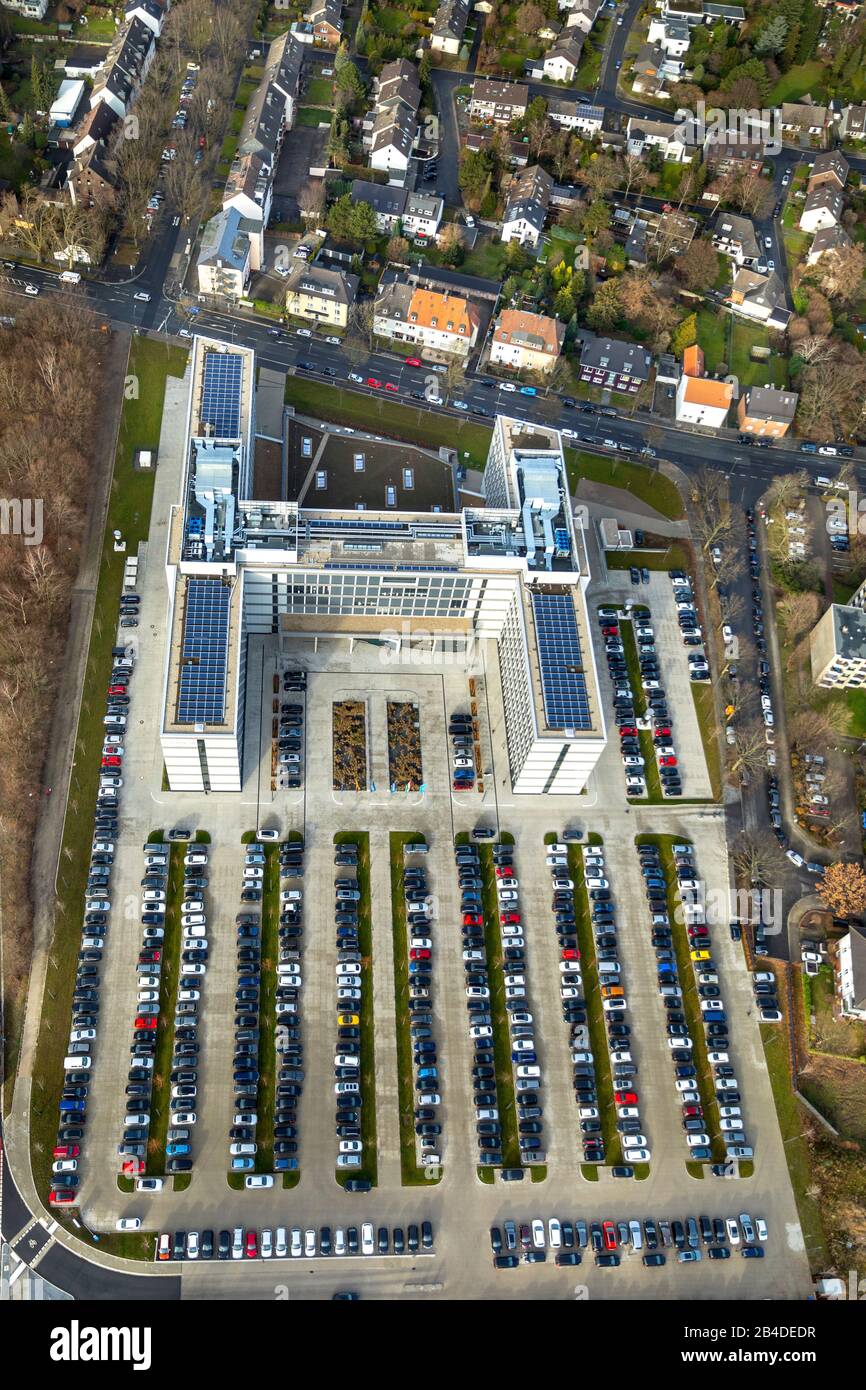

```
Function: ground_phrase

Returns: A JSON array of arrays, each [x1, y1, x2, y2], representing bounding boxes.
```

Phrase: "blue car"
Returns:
[[166, 1142, 190, 1156], [520, 386, 537, 396], [741, 1246, 764, 1258]]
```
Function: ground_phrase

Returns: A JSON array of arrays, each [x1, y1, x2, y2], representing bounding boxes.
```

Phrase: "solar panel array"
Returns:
[[177, 579, 230, 725], [200, 351, 242, 437], [531, 592, 592, 732]]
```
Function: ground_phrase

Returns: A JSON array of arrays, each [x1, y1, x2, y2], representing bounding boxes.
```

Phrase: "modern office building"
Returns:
[[160, 337, 606, 794], [809, 603, 866, 689]]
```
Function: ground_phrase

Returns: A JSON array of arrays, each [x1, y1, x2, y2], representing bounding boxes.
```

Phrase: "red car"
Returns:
[[102, 756, 122, 768], [659, 755, 677, 767], [366, 377, 381, 389], [614, 1090, 637, 1105], [500, 912, 521, 925], [682, 1104, 703, 1118], [453, 780, 472, 791], [134, 1015, 158, 1030], [49, 1189, 76, 1206], [405, 356, 422, 367], [495, 866, 515, 878], [121, 1158, 144, 1175], [385, 382, 399, 393], [561, 948, 580, 961], [53, 1144, 80, 1159], [601, 625, 619, 637], [619, 726, 638, 737], [410, 948, 431, 961], [108, 684, 127, 696], [139, 950, 161, 963], [245, 1231, 258, 1258], [602, 1220, 618, 1251], [688, 926, 709, 939], [464, 913, 483, 926]]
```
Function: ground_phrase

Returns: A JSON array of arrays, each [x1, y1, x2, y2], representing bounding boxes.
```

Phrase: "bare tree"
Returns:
[[732, 831, 784, 884], [690, 468, 732, 553]]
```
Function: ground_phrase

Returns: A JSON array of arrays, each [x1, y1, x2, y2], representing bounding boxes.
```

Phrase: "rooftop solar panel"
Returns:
[[176, 578, 231, 725], [200, 351, 242, 438], [531, 591, 592, 732]]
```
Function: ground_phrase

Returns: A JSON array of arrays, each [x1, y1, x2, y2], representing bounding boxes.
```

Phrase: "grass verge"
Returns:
[[691, 683, 722, 803], [334, 831, 378, 1188], [28, 340, 187, 1208], [637, 833, 725, 1165], [568, 843, 622, 1167], [565, 449, 685, 520], [389, 831, 437, 1185], [760, 1023, 828, 1270], [284, 377, 493, 469]]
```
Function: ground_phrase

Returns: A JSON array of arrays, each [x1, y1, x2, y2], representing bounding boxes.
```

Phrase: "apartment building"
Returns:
[[283, 262, 358, 327], [490, 310, 565, 374], [374, 277, 480, 356], [810, 604, 866, 688]]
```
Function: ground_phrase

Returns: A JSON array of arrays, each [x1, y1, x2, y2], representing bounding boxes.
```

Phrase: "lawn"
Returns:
[[691, 682, 723, 802], [697, 308, 727, 372], [730, 321, 788, 389], [760, 1021, 829, 1270], [389, 831, 440, 1185], [477, 837, 521, 1172], [304, 76, 335, 106], [334, 831, 378, 1187], [460, 237, 510, 280], [768, 61, 829, 107], [606, 540, 692, 572], [295, 107, 332, 128], [29, 339, 187, 1211], [565, 449, 685, 520], [284, 377, 493, 468]]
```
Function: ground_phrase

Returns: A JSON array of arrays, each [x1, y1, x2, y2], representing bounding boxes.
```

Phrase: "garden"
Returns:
[[333, 699, 368, 790], [386, 700, 423, 790]]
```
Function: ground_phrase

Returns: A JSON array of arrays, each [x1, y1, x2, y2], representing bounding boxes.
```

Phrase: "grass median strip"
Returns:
[[568, 843, 622, 1169], [335, 831, 377, 1188], [146, 845, 184, 1177], [389, 831, 438, 1186], [28, 340, 188, 1205], [477, 836, 520, 1172], [637, 833, 725, 1164], [254, 842, 279, 1176]]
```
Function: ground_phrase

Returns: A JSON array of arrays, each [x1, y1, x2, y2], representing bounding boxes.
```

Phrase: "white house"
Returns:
[[837, 925, 866, 1020], [501, 165, 553, 249], [647, 16, 691, 57], [799, 185, 845, 233]]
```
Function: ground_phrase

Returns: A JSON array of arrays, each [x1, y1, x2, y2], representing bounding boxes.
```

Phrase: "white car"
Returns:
[[291, 1228, 302, 1257], [304, 1228, 317, 1257], [755, 1217, 768, 1242], [25, 283, 40, 295], [548, 1218, 562, 1248], [296, 328, 313, 338], [786, 849, 804, 868], [361, 1222, 374, 1255], [133, 291, 151, 302], [531, 1218, 545, 1249], [500, 382, 517, 392], [726, 1217, 741, 1245], [624, 1147, 651, 1162], [722, 624, 733, 642], [136, 1177, 163, 1192], [275, 1228, 288, 1258]]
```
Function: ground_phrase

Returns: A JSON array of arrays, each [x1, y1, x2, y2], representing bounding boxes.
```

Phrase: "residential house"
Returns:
[[0, 0, 49, 19], [703, 134, 765, 177], [501, 164, 553, 248], [197, 206, 254, 299], [646, 16, 691, 57], [374, 277, 480, 356], [90, 16, 155, 120], [68, 143, 119, 209], [626, 115, 692, 163], [71, 102, 119, 160], [123, 0, 165, 37], [577, 335, 653, 393], [403, 190, 444, 239], [799, 184, 845, 233], [839, 103, 866, 142], [542, 34, 585, 82], [780, 100, 834, 146], [558, 0, 602, 32], [50, 80, 87, 130], [736, 385, 799, 438], [810, 603, 866, 689], [701, 2, 746, 20], [662, 0, 745, 22], [547, 100, 604, 136], [464, 128, 530, 168], [222, 152, 272, 271], [238, 36, 302, 169], [727, 268, 789, 327], [305, 0, 343, 46], [805, 223, 853, 265], [431, 0, 471, 54], [490, 309, 565, 374], [283, 262, 358, 328], [807, 149, 849, 192], [836, 924, 866, 1021], [350, 180, 407, 232], [365, 58, 421, 183], [469, 78, 529, 125], [630, 43, 683, 97], [63, 47, 108, 81], [712, 211, 761, 267], [675, 343, 733, 427]]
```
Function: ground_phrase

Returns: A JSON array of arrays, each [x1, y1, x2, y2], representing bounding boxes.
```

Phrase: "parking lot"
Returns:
[[39, 380, 811, 1297]]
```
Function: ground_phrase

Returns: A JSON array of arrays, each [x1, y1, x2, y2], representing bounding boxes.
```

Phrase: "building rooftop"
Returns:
[[493, 309, 564, 357], [742, 385, 798, 423]]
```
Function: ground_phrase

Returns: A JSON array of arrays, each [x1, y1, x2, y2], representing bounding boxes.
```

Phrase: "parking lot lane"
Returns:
[[195, 845, 243, 1188], [298, 835, 338, 1186], [644, 574, 712, 801], [368, 828, 401, 1186]]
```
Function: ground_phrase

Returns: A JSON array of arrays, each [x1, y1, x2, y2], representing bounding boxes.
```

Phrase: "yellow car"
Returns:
[[690, 949, 711, 962], [337, 1013, 359, 1026]]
